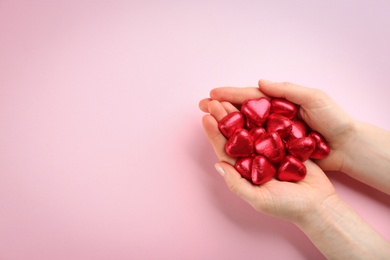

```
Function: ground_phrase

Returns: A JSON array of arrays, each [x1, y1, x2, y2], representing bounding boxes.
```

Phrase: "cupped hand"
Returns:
[[200, 80, 358, 173], [201, 100, 336, 223]]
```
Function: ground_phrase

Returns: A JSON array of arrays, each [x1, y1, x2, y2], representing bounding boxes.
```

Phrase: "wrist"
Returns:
[[293, 192, 390, 259], [338, 121, 390, 193], [293, 193, 342, 230], [293, 194, 350, 258], [333, 119, 359, 174], [315, 117, 359, 173]]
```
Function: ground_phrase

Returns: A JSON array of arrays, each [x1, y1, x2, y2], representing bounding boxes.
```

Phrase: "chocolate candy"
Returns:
[[218, 97, 330, 184], [252, 156, 276, 185], [234, 157, 253, 181], [265, 114, 293, 139], [286, 136, 316, 162], [271, 98, 298, 119], [225, 129, 254, 157], [308, 132, 331, 159], [277, 156, 307, 182], [218, 111, 245, 138], [241, 98, 271, 127], [255, 132, 285, 163]]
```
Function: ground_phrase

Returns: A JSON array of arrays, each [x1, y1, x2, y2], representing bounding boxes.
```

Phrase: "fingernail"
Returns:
[[260, 79, 272, 83], [214, 163, 226, 176]]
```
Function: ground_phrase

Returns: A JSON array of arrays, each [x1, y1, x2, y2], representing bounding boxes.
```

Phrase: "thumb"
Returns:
[[214, 162, 257, 204], [258, 80, 318, 106], [258, 80, 341, 133], [258, 80, 353, 141]]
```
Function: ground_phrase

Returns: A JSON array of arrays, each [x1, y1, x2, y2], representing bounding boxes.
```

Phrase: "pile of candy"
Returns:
[[218, 97, 330, 184]]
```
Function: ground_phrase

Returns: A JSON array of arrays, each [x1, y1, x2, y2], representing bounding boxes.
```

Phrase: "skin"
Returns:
[[199, 80, 390, 259]]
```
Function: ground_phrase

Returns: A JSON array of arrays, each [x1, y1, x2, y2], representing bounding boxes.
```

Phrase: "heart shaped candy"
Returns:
[[254, 132, 285, 163], [286, 136, 316, 161], [218, 111, 245, 138], [249, 127, 266, 142], [252, 156, 276, 185], [234, 157, 253, 181], [265, 114, 293, 138], [225, 129, 254, 157], [285, 119, 307, 141], [271, 98, 298, 119], [308, 131, 330, 159], [277, 156, 306, 182], [216, 96, 331, 184], [241, 98, 271, 127]]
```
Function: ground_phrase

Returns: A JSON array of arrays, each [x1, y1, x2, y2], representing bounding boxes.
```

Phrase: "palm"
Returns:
[[249, 165, 335, 220]]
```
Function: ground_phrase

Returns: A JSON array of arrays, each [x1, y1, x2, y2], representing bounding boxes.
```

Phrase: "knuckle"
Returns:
[[228, 182, 241, 196], [280, 81, 293, 88], [312, 87, 324, 96], [227, 178, 246, 197], [311, 88, 330, 104]]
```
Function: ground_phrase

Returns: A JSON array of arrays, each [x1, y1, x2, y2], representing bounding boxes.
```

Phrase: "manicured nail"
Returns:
[[214, 163, 226, 176]]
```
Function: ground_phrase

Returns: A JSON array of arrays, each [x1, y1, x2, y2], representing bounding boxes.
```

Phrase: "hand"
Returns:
[[200, 80, 358, 173], [201, 99, 336, 223], [200, 85, 390, 258]]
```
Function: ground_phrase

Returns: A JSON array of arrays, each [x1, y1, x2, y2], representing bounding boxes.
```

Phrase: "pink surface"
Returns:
[[1, 1, 390, 259]]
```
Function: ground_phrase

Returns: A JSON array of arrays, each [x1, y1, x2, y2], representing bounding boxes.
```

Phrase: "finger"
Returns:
[[210, 87, 268, 105], [202, 115, 235, 164], [302, 160, 335, 195], [261, 80, 356, 140], [221, 101, 239, 114], [199, 98, 211, 113], [215, 162, 259, 204], [303, 159, 323, 176], [207, 100, 228, 121], [313, 149, 344, 172], [258, 80, 320, 106], [303, 159, 332, 184], [260, 80, 339, 128]]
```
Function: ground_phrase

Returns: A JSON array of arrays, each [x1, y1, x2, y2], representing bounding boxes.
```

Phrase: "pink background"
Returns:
[[1, 1, 390, 259]]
